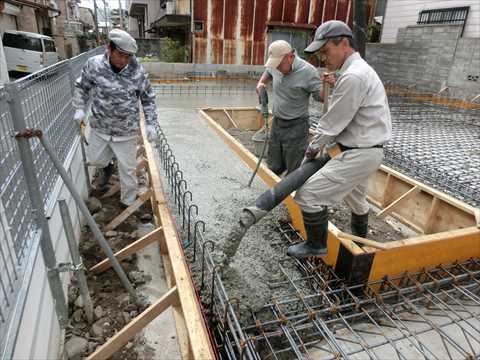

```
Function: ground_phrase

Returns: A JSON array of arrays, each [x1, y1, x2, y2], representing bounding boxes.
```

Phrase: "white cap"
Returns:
[[109, 29, 138, 55], [265, 40, 293, 69]]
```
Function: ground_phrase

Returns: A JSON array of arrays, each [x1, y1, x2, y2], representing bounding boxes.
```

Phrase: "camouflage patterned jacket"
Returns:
[[73, 53, 157, 136]]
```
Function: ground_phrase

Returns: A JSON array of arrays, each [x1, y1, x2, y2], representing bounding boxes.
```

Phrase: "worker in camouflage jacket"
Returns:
[[73, 29, 158, 207]]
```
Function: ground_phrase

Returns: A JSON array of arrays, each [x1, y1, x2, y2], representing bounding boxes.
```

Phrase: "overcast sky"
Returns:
[[79, 0, 128, 9]]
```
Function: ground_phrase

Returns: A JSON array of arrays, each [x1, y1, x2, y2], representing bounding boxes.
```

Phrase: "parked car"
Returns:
[[2, 30, 58, 76]]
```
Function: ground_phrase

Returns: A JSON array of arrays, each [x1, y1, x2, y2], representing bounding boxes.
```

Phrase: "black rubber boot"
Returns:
[[351, 211, 369, 238], [287, 208, 328, 258], [98, 162, 114, 189]]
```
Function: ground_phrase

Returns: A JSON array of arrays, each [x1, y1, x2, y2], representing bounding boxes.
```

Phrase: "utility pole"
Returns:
[[354, 0, 367, 58], [103, 0, 109, 33], [118, 0, 123, 29], [93, 0, 100, 44]]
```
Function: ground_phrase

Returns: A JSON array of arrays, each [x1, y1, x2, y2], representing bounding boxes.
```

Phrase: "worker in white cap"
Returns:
[[256, 40, 322, 176], [73, 28, 158, 207], [287, 20, 392, 259]]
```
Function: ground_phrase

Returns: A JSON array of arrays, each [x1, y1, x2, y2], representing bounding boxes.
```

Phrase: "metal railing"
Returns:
[[417, 6, 469, 36], [0, 46, 104, 358]]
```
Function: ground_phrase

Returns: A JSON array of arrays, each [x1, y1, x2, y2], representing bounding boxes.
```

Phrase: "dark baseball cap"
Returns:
[[305, 20, 353, 54]]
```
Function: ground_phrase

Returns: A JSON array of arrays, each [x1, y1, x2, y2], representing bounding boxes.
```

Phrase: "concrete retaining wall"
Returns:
[[142, 61, 266, 78], [367, 24, 480, 99], [12, 141, 88, 359]]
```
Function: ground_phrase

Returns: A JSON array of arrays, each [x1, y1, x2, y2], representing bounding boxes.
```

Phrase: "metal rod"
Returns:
[[30, 129, 138, 302], [58, 199, 94, 324]]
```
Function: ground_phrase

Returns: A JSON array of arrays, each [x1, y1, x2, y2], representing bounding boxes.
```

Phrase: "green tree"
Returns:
[[162, 37, 187, 63]]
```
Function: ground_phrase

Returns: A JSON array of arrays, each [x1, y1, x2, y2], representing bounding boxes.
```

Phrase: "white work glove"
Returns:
[[146, 124, 158, 142], [74, 109, 85, 127]]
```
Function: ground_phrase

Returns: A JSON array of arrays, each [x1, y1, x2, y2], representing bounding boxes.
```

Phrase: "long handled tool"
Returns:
[[247, 86, 269, 187], [16, 128, 139, 303], [79, 122, 91, 193]]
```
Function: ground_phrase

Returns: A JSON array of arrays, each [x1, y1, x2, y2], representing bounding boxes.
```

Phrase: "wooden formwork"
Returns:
[[86, 118, 216, 359], [200, 107, 480, 284]]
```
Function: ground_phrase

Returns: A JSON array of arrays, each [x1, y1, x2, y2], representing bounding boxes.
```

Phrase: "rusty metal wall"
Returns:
[[193, 0, 356, 64]]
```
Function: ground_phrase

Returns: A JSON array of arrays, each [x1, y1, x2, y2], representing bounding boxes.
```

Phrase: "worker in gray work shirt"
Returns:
[[287, 20, 392, 259], [256, 40, 321, 175]]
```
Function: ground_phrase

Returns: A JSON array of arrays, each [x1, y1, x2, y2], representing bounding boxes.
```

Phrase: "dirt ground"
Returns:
[[64, 171, 153, 360]]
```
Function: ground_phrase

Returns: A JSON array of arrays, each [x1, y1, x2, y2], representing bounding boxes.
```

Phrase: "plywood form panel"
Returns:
[[368, 227, 480, 281]]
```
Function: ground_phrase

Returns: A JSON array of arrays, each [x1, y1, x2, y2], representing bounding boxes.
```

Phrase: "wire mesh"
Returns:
[[308, 91, 480, 206], [0, 46, 104, 355], [150, 78, 480, 359], [239, 222, 480, 360], [152, 126, 261, 359]]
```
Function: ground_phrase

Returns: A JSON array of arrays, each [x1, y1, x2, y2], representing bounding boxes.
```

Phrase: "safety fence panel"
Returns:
[[0, 46, 104, 358]]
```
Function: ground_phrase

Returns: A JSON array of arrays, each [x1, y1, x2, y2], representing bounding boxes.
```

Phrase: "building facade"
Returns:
[[381, 0, 480, 43]]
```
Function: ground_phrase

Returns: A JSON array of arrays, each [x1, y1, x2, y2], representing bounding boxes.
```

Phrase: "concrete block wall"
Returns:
[[367, 24, 480, 99]]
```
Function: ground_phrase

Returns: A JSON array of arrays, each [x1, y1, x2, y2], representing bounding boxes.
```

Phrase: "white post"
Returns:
[[0, 34, 9, 85], [118, 0, 123, 29]]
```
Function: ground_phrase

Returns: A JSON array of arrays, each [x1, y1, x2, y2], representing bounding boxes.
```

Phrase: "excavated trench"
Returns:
[[152, 94, 409, 358]]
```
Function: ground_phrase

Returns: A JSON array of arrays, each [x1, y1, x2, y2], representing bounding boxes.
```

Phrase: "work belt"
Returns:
[[338, 143, 384, 152]]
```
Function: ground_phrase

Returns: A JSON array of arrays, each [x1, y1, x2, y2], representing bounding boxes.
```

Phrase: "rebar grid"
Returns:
[[152, 82, 257, 96], [310, 93, 480, 207], [241, 222, 480, 360]]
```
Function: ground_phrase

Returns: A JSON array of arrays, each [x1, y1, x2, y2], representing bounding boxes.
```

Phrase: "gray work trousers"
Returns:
[[267, 116, 309, 176], [295, 148, 383, 215], [86, 130, 138, 206]]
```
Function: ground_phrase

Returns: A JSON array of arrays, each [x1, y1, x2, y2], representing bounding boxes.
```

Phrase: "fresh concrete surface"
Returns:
[[136, 238, 181, 360]]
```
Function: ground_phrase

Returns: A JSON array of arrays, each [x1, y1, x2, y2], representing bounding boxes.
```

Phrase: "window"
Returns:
[[2, 33, 43, 51], [194, 21, 204, 32], [43, 39, 56, 52], [417, 7, 469, 25]]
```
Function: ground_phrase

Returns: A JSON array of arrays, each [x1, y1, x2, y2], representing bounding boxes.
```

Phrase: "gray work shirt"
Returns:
[[311, 52, 392, 150], [264, 56, 321, 120]]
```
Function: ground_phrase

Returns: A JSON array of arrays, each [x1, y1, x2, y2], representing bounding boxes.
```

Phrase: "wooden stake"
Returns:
[[337, 231, 390, 250], [101, 183, 120, 198], [87, 286, 179, 360], [104, 190, 152, 231], [223, 109, 239, 128], [423, 197, 440, 234], [90, 227, 164, 274], [377, 186, 420, 218]]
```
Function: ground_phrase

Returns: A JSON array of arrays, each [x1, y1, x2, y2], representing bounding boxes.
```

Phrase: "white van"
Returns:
[[2, 30, 58, 75]]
